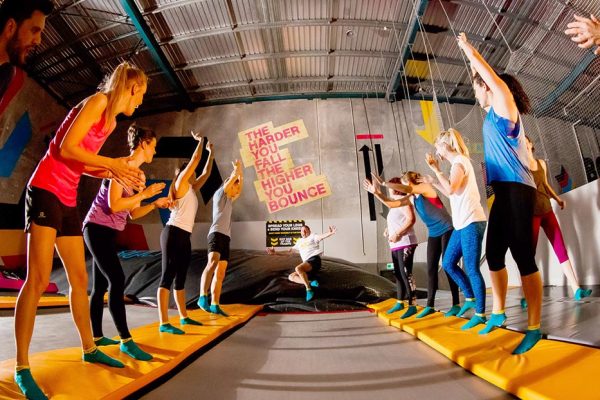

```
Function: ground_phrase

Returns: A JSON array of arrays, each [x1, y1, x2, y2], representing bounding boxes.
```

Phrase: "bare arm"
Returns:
[[192, 142, 214, 191], [108, 180, 166, 213], [456, 33, 518, 121], [362, 178, 411, 208], [59, 93, 143, 188], [173, 136, 205, 199], [539, 159, 565, 209], [130, 197, 170, 220], [266, 246, 295, 255], [315, 226, 336, 242]]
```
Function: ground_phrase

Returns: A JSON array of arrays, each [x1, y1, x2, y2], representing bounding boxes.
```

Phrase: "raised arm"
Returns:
[[315, 226, 336, 242], [362, 178, 411, 208], [425, 153, 465, 197], [192, 141, 214, 191], [173, 134, 205, 199], [223, 160, 244, 201], [59, 93, 142, 188], [456, 33, 517, 121]]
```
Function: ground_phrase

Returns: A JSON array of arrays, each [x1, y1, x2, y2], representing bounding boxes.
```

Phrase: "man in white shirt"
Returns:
[[267, 225, 336, 301]]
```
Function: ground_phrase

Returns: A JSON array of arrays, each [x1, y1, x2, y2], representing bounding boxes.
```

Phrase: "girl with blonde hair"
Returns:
[[15, 62, 147, 399]]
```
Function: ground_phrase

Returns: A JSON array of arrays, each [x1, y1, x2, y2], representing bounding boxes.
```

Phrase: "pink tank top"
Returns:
[[29, 107, 114, 207]]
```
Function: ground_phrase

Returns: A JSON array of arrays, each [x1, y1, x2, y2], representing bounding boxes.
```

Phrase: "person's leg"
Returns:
[[480, 191, 510, 334], [400, 246, 419, 319], [199, 251, 220, 311], [209, 260, 229, 316], [541, 211, 588, 298], [158, 226, 183, 334], [425, 236, 440, 308], [442, 229, 475, 317], [391, 247, 415, 319], [508, 185, 542, 354], [14, 224, 57, 399], [441, 229, 461, 316], [84, 224, 131, 340], [173, 235, 201, 326], [87, 257, 111, 342], [54, 235, 123, 367], [387, 250, 406, 314], [459, 222, 487, 330]]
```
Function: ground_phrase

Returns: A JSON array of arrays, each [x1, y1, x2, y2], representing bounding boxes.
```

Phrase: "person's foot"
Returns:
[[310, 280, 319, 288], [461, 314, 486, 330], [479, 312, 507, 335], [456, 300, 476, 317], [400, 305, 417, 319], [209, 304, 229, 317], [15, 368, 48, 400], [575, 288, 592, 301], [305, 289, 315, 302], [197, 295, 210, 311], [83, 348, 124, 368], [416, 306, 436, 319], [512, 329, 542, 355], [386, 301, 404, 314], [520, 298, 528, 310], [181, 317, 203, 326], [444, 304, 461, 317], [94, 336, 119, 346], [159, 323, 185, 335], [120, 340, 153, 361]]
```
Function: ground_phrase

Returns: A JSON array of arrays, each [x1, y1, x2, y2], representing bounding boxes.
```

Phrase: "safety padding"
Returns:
[[368, 299, 600, 400], [0, 295, 70, 309], [0, 304, 262, 399]]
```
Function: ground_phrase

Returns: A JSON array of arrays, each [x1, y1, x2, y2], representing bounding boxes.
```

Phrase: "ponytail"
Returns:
[[99, 62, 147, 126]]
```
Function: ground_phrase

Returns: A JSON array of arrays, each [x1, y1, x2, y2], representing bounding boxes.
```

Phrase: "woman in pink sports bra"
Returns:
[[13, 62, 147, 400]]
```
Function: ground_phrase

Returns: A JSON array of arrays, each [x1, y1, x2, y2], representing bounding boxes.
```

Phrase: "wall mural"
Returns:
[[238, 119, 331, 213]]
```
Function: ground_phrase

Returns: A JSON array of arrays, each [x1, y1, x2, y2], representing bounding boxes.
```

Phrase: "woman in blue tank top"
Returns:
[[457, 32, 542, 354], [364, 173, 461, 318]]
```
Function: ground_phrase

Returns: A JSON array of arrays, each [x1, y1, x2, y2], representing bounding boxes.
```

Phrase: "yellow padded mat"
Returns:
[[0, 304, 262, 399], [368, 299, 599, 400], [0, 296, 70, 309]]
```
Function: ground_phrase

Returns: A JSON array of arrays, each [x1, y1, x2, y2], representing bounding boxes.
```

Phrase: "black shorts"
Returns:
[[25, 186, 82, 237], [207, 231, 230, 262], [305, 255, 322, 272]]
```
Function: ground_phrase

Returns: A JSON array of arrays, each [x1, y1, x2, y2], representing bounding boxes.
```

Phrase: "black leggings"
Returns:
[[84, 223, 131, 339], [391, 245, 417, 305], [487, 182, 538, 276], [426, 230, 460, 307], [160, 225, 192, 290]]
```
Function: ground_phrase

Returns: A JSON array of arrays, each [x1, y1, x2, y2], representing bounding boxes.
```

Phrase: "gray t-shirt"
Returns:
[[208, 186, 233, 237]]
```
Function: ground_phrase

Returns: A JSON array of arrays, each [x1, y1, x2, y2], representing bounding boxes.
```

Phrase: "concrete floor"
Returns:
[[141, 312, 513, 400]]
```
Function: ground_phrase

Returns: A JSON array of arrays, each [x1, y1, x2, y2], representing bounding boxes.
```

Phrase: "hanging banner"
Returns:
[[239, 120, 332, 213], [265, 219, 304, 247]]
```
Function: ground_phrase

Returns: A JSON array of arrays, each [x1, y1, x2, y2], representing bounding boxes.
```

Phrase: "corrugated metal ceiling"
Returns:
[[21, 0, 599, 124]]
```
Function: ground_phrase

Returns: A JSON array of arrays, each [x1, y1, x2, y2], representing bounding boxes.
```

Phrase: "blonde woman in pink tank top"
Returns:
[[14, 62, 147, 400]]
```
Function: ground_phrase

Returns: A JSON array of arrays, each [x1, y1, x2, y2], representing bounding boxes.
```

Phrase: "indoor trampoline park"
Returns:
[[0, 0, 599, 399]]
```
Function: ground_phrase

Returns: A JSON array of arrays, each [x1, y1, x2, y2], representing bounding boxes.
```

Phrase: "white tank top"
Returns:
[[449, 154, 487, 230], [387, 206, 418, 249], [167, 186, 198, 233]]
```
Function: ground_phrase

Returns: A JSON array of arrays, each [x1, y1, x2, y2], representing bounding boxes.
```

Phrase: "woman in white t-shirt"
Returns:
[[425, 128, 488, 331]]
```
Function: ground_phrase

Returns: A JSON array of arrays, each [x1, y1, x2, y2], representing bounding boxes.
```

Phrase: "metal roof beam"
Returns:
[[386, 0, 429, 101], [191, 76, 389, 93], [161, 19, 408, 45], [120, 0, 191, 106]]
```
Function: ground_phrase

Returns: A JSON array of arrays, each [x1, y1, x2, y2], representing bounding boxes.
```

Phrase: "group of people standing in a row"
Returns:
[[363, 32, 592, 357], [1, 0, 599, 399]]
